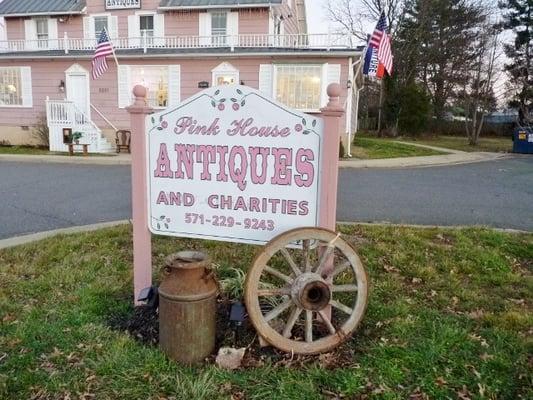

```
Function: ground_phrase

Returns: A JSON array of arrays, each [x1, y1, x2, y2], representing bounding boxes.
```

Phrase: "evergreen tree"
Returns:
[[396, 0, 484, 120], [499, 0, 532, 125]]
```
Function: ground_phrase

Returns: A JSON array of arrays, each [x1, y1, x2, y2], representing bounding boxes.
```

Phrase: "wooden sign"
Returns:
[[105, 0, 141, 10], [146, 85, 324, 245]]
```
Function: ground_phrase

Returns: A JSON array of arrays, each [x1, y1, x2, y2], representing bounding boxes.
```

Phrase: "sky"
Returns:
[[305, 1, 330, 34]]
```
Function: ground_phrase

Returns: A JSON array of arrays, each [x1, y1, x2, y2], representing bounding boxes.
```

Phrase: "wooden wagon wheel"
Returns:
[[244, 227, 368, 355]]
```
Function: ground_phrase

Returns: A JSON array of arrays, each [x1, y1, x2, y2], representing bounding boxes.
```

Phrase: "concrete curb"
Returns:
[[340, 152, 508, 169], [0, 220, 131, 250], [2, 151, 511, 169], [0, 154, 132, 165], [338, 221, 531, 235], [1, 219, 528, 251]]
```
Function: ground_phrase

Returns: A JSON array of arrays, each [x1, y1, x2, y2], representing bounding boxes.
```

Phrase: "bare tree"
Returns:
[[326, 0, 406, 39], [462, 25, 501, 145]]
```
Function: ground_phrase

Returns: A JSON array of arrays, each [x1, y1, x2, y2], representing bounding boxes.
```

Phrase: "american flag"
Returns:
[[91, 29, 114, 80], [369, 12, 388, 48], [368, 12, 393, 75]]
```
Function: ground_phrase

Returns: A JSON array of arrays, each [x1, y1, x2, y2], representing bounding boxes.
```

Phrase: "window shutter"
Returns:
[[21, 67, 33, 107], [24, 19, 37, 50], [321, 63, 341, 106], [83, 16, 94, 41], [227, 11, 238, 46], [0, 17, 6, 50], [48, 18, 58, 49], [109, 16, 118, 40], [128, 15, 140, 47], [167, 65, 181, 107], [327, 64, 342, 85], [154, 14, 165, 46], [258, 64, 273, 97], [118, 65, 131, 108], [199, 13, 211, 46]]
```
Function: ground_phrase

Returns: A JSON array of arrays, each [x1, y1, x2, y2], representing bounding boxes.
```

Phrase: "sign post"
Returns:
[[318, 83, 344, 232], [127, 85, 153, 304]]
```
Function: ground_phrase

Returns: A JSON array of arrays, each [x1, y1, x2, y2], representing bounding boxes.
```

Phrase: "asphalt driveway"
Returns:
[[0, 156, 531, 239]]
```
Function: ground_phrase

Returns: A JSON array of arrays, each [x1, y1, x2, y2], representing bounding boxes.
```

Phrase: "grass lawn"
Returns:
[[401, 136, 513, 153], [349, 137, 446, 159], [0, 145, 51, 155], [1, 225, 531, 399]]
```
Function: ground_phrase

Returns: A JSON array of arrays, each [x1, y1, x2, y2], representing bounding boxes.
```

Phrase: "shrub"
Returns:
[[31, 113, 49, 147]]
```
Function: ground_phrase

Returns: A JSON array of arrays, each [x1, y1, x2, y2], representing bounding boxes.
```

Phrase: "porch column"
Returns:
[[126, 85, 154, 305]]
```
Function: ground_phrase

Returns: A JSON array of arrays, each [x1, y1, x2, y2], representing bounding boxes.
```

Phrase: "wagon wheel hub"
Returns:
[[291, 273, 331, 311]]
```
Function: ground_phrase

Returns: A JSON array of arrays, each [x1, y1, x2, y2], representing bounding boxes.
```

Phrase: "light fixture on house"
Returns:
[[58, 80, 65, 93], [347, 80, 353, 89]]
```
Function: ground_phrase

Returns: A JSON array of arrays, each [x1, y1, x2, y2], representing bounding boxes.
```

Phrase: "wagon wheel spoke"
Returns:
[[263, 265, 293, 284], [318, 310, 336, 335], [257, 287, 291, 296], [315, 235, 340, 275], [264, 298, 292, 322], [305, 310, 313, 343], [282, 306, 303, 338], [302, 239, 311, 272], [280, 248, 302, 277], [329, 260, 351, 279], [330, 299, 353, 315], [331, 284, 358, 293]]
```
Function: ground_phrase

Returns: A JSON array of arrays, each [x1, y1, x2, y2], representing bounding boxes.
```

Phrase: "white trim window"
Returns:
[[118, 65, 180, 109], [24, 18, 58, 50], [140, 14, 155, 46], [35, 18, 49, 48], [94, 16, 108, 39], [199, 11, 238, 46], [83, 14, 118, 42], [0, 67, 32, 107], [274, 64, 323, 111], [211, 12, 227, 45], [128, 12, 164, 47]]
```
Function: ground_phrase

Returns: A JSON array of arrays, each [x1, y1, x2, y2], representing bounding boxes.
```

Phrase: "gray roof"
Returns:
[[159, 0, 282, 9], [0, 0, 86, 16]]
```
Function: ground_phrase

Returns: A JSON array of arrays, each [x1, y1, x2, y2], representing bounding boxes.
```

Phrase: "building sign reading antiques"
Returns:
[[105, 0, 141, 10], [147, 86, 324, 245]]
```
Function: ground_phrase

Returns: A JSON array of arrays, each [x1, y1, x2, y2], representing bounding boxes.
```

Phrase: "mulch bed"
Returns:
[[108, 297, 357, 369]]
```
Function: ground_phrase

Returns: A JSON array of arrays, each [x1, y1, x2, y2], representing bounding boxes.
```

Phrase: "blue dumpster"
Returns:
[[513, 127, 533, 154]]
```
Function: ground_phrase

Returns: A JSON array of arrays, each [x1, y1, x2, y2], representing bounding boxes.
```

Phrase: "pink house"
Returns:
[[0, 0, 363, 152]]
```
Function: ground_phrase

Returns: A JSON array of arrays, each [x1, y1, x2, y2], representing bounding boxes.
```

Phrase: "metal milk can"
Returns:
[[158, 251, 218, 364]]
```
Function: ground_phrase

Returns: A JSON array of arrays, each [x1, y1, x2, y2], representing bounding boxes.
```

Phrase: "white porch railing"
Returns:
[[0, 33, 357, 53], [46, 99, 113, 153]]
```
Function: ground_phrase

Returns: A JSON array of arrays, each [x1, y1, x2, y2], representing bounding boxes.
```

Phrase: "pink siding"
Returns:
[[0, 57, 350, 134], [165, 11, 198, 37], [239, 9, 269, 35], [5, 18, 24, 40]]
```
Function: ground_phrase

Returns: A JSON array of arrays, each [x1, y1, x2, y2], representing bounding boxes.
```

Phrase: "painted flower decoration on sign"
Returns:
[[296, 118, 318, 135], [152, 215, 171, 230], [208, 88, 251, 112], [152, 115, 168, 131]]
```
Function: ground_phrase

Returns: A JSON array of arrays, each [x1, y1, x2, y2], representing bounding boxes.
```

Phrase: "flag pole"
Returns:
[[104, 27, 120, 68]]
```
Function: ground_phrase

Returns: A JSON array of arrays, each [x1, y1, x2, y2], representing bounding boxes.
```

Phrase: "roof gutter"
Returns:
[[0, 50, 362, 60], [0, 8, 87, 18], [158, 4, 279, 11]]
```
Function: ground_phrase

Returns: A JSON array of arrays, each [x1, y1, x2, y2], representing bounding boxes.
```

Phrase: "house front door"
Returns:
[[65, 64, 90, 117]]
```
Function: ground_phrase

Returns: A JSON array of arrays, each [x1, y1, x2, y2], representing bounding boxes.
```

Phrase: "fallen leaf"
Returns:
[[435, 376, 447, 386]]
